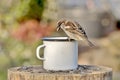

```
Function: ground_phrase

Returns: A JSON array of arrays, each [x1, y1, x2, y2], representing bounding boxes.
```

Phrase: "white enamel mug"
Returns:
[[36, 37, 78, 71]]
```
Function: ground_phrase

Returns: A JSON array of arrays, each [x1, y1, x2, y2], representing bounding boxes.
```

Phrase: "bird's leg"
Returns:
[[67, 37, 71, 41]]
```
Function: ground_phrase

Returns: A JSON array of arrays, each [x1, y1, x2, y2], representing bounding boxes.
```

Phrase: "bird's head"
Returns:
[[56, 19, 66, 31], [57, 19, 76, 31]]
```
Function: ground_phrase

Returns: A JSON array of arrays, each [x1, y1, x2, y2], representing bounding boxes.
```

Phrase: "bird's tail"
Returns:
[[87, 39, 95, 47]]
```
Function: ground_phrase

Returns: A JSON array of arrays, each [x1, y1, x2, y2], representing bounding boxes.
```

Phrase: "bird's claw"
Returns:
[[67, 37, 71, 41]]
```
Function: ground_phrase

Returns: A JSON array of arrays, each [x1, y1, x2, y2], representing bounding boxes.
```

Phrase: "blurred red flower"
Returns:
[[11, 20, 55, 43]]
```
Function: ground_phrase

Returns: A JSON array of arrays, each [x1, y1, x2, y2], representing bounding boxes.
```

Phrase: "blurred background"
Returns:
[[0, 0, 120, 80]]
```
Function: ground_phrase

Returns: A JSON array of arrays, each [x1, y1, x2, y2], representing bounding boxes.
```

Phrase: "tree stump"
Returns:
[[8, 65, 112, 80]]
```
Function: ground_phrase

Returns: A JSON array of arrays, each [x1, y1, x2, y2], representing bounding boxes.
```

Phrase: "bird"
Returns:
[[56, 19, 95, 47]]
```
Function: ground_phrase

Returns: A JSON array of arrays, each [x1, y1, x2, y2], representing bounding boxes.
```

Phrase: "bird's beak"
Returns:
[[56, 26, 61, 31]]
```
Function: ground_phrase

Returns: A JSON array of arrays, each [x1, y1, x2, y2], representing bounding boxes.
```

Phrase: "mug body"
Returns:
[[43, 37, 78, 71]]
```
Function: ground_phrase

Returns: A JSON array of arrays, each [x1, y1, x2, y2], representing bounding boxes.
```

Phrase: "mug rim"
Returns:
[[42, 37, 75, 41]]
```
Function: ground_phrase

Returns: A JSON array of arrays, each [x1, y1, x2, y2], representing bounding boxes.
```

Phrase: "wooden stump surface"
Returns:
[[8, 65, 112, 80]]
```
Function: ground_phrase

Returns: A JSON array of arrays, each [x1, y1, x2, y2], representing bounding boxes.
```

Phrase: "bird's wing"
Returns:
[[74, 21, 88, 38], [64, 20, 88, 38]]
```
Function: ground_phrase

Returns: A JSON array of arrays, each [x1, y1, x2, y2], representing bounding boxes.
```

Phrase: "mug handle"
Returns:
[[36, 44, 46, 61]]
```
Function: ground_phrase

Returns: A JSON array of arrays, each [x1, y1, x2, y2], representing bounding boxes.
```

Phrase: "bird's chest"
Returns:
[[64, 30, 83, 40], [64, 30, 76, 38]]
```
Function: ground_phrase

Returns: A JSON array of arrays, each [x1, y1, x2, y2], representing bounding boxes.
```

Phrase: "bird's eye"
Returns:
[[79, 28, 82, 30]]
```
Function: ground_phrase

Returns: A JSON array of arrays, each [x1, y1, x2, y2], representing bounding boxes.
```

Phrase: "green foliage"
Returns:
[[0, 70, 6, 80], [0, 1, 55, 80], [7, 0, 46, 22], [0, 36, 43, 80]]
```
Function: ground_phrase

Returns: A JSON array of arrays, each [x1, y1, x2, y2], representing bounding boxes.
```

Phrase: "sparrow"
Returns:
[[56, 19, 94, 47]]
